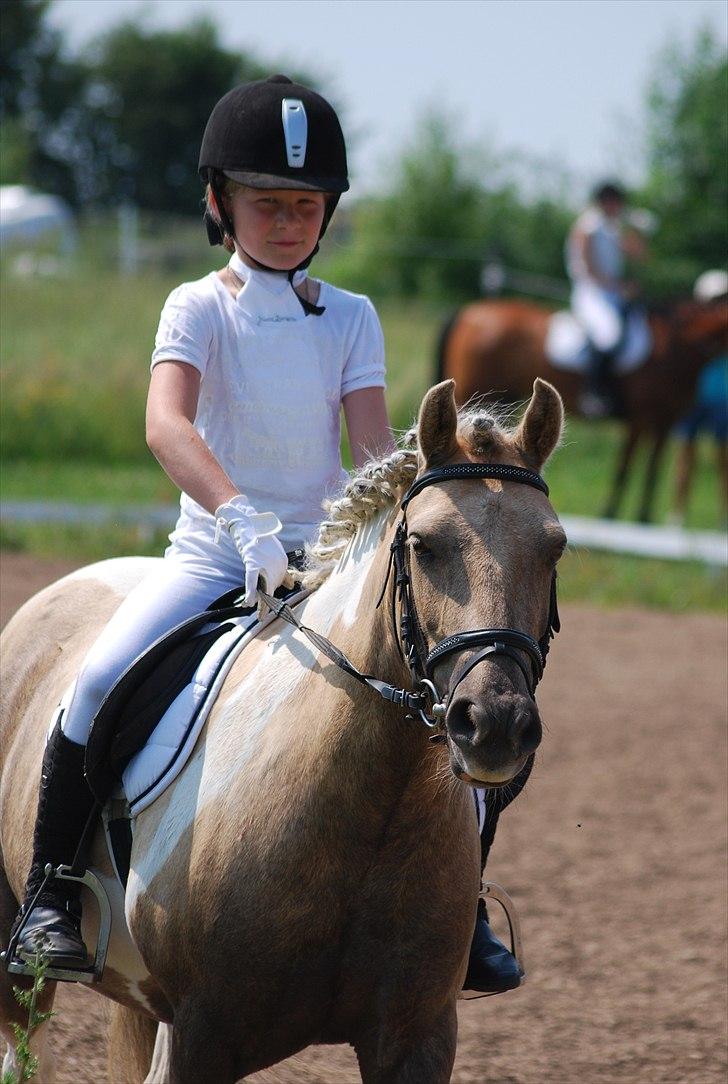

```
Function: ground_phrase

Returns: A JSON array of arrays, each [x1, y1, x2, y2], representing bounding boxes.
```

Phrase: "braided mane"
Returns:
[[304, 405, 511, 587]]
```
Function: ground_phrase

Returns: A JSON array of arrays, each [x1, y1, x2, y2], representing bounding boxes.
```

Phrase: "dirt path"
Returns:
[[1, 553, 726, 1083]]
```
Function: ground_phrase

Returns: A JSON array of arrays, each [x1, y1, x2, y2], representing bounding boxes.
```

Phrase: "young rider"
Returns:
[[11, 75, 521, 994]]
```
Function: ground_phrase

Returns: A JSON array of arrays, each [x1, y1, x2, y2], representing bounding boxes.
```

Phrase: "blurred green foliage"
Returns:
[[641, 27, 728, 294], [320, 115, 574, 301], [0, 1, 313, 212]]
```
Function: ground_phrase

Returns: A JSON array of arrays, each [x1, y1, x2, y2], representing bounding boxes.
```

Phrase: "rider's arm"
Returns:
[[342, 386, 395, 469], [146, 359, 239, 515], [621, 227, 648, 263]]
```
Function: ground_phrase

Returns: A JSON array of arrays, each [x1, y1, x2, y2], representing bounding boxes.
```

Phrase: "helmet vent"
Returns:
[[281, 99, 308, 168]]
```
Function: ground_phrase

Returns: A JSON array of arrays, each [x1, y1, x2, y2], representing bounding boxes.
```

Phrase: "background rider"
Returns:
[[566, 180, 650, 417]]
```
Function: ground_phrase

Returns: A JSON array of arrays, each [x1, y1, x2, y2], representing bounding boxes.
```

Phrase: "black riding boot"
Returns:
[[580, 348, 618, 418], [10, 723, 97, 969], [464, 755, 534, 993]]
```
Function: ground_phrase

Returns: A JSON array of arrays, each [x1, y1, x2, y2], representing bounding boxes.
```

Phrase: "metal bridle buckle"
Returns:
[[415, 678, 447, 730]]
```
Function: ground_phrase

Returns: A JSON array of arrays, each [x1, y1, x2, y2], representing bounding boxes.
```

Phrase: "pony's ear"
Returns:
[[514, 378, 564, 469], [418, 380, 460, 467]]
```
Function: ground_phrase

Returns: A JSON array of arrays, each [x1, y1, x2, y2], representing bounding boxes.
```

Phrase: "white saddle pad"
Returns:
[[122, 589, 310, 817], [546, 310, 651, 374]]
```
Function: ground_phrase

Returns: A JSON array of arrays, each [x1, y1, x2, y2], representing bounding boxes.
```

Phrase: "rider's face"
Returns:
[[228, 186, 327, 270], [600, 195, 624, 219]]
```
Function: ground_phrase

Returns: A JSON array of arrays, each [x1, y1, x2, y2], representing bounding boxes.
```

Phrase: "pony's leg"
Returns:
[[604, 425, 641, 519], [167, 1009, 237, 1084], [144, 1022, 173, 1084], [0, 867, 57, 1081], [108, 1002, 158, 1082], [355, 1002, 457, 1084], [638, 429, 668, 523]]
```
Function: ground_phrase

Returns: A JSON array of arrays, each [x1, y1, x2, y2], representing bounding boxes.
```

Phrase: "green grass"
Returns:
[[0, 460, 178, 504], [1, 250, 726, 612], [0, 520, 171, 562], [558, 548, 725, 613]]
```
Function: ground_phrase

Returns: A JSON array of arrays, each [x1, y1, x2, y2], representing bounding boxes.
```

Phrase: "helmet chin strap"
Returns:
[[206, 170, 337, 314]]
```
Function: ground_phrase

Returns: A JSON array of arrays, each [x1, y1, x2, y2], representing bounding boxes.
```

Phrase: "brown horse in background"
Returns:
[[437, 297, 728, 521]]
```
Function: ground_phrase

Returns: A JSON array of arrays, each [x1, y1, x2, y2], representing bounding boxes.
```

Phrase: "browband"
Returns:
[[401, 463, 549, 509]]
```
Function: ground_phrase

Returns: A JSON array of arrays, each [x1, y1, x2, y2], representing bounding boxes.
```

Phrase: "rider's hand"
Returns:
[[214, 495, 288, 605]]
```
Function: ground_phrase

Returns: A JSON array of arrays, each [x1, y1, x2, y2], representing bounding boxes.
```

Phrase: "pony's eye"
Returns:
[[409, 536, 431, 557]]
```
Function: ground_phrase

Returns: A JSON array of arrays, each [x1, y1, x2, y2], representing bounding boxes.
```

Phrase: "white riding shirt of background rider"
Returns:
[[566, 206, 626, 354]]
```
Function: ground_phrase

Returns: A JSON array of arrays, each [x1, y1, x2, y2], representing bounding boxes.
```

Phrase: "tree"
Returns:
[[2, 5, 320, 212], [335, 112, 573, 303], [0, 0, 81, 194], [642, 27, 728, 290], [0, 0, 54, 120], [340, 115, 491, 301], [75, 19, 263, 211]]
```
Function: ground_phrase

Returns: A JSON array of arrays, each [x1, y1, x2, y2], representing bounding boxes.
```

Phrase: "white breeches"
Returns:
[[60, 536, 250, 746], [571, 281, 624, 353]]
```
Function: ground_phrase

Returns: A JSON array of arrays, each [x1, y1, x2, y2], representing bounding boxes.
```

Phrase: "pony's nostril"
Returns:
[[446, 698, 477, 743], [514, 705, 542, 755]]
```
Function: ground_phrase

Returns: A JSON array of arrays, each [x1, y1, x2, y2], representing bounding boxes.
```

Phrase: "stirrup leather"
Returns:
[[459, 881, 525, 1001], [2, 864, 111, 985]]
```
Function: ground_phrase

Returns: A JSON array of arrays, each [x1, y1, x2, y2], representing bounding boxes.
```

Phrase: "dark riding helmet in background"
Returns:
[[199, 74, 349, 267], [592, 180, 627, 205]]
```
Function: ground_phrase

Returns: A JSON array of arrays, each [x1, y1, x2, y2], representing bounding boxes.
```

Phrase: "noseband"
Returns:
[[259, 462, 560, 735]]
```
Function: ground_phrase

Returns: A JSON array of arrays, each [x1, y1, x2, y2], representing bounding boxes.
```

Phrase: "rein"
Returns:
[[259, 462, 560, 736]]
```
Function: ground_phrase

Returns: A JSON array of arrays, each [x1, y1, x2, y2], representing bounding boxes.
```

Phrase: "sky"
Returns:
[[48, 0, 728, 196]]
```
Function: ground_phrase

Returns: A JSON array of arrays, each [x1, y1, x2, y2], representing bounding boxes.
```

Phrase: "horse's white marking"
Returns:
[[67, 556, 161, 594], [126, 524, 385, 911]]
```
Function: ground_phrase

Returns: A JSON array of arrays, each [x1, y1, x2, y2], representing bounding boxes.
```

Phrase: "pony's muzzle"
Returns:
[[445, 691, 542, 782]]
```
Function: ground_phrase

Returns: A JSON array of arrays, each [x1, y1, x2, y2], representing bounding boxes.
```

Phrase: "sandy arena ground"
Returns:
[[1, 552, 726, 1083]]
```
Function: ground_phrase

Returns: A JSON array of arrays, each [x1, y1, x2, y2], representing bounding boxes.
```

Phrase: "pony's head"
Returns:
[[405, 378, 565, 786], [306, 378, 565, 788]]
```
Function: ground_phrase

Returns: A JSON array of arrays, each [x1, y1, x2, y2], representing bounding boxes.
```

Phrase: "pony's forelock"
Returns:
[[302, 404, 510, 587]]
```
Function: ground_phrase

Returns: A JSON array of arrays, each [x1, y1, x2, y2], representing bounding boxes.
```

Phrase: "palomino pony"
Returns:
[[437, 297, 728, 521], [0, 379, 565, 1084]]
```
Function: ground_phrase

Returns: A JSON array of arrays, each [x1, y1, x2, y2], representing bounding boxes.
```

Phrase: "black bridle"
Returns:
[[259, 462, 560, 735]]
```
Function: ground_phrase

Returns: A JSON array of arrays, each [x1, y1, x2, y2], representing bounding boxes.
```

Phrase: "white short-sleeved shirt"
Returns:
[[566, 207, 625, 285], [152, 257, 386, 552]]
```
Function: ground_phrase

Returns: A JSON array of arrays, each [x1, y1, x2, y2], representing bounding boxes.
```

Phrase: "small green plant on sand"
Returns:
[[1, 950, 55, 1083]]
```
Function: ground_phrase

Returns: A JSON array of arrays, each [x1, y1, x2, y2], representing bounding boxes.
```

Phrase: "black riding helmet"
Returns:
[[199, 74, 349, 270], [592, 180, 627, 205]]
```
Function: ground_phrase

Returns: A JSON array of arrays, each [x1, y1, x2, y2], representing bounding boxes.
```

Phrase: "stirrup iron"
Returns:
[[2, 864, 111, 985], [459, 881, 525, 1001]]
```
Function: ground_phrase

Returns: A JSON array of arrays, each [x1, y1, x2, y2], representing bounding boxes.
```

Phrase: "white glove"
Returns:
[[214, 495, 288, 605]]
